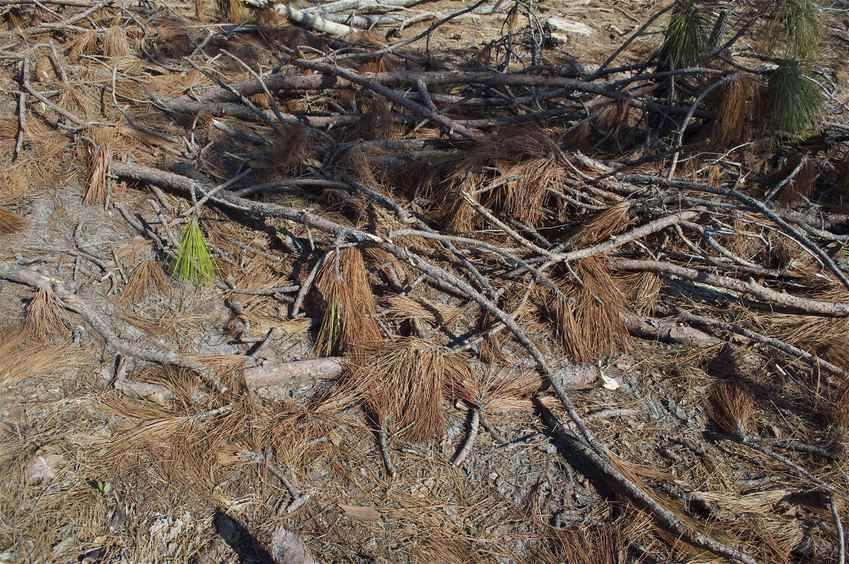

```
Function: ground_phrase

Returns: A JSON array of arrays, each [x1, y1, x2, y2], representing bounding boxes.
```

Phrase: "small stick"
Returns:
[[378, 424, 396, 478], [291, 254, 325, 319], [709, 431, 847, 501], [243, 449, 310, 513], [478, 410, 504, 444], [452, 406, 480, 466], [834, 498, 846, 564], [14, 58, 28, 161]]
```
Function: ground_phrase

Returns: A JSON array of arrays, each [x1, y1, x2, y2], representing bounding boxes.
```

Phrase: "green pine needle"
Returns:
[[659, 0, 709, 68], [765, 59, 822, 140], [172, 217, 217, 283], [777, 0, 820, 61]]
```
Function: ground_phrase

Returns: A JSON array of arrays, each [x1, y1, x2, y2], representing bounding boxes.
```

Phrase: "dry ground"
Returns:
[[1, 0, 849, 562]]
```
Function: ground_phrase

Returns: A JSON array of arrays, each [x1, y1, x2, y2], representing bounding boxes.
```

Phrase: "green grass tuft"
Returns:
[[172, 217, 217, 283], [659, 0, 709, 68], [764, 59, 822, 140]]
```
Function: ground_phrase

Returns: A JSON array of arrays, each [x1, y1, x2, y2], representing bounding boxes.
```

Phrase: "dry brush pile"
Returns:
[[2, 0, 849, 561]]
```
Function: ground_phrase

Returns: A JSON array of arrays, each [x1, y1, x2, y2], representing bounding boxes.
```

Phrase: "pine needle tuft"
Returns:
[[24, 288, 67, 340], [344, 337, 472, 441], [659, 0, 709, 68], [764, 60, 822, 139], [314, 248, 381, 355], [121, 259, 169, 303], [708, 381, 756, 435], [0, 207, 26, 235], [172, 217, 217, 283], [773, 0, 820, 61]]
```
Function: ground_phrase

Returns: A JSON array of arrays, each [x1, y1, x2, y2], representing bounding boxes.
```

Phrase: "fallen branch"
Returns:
[[0, 263, 227, 393]]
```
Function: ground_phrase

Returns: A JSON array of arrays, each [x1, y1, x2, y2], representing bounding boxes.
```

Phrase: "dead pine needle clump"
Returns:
[[707, 381, 756, 436], [120, 259, 169, 304], [83, 142, 113, 207], [24, 288, 68, 341], [314, 247, 381, 356], [541, 516, 644, 564], [568, 203, 632, 248], [541, 257, 631, 362], [0, 206, 26, 235], [710, 75, 757, 147], [0, 327, 74, 382], [344, 337, 472, 441]]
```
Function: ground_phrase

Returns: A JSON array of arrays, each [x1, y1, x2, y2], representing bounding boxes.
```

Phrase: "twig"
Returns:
[[452, 406, 480, 466], [291, 253, 325, 319], [668, 307, 849, 381], [0, 262, 227, 393], [378, 424, 396, 478], [14, 58, 28, 161], [834, 498, 846, 564], [623, 175, 849, 293], [612, 258, 849, 317], [297, 61, 483, 139], [539, 401, 757, 564], [107, 160, 758, 563]]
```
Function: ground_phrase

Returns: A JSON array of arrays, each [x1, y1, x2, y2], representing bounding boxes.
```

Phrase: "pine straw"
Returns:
[[729, 514, 804, 564], [23, 288, 67, 341], [342, 337, 471, 441], [381, 295, 465, 327], [439, 168, 481, 233], [710, 75, 757, 147], [568, 202, 632, 248], [614, 271, 661, 315], [0, 327, 75, 382], [83, 141, 112, 206], [120, 259, 169, 304], [227, 258, 309, 338], [541, 257, 631, 362], [103, 24, 131, 58], [314, 247, 382, 356], [65, 29, 98, 63], [767, 285, 849, 369], [485, 157, 564, 227], [707, 381, 756, 435], [540, 506, 652, 564], [0, 168, 29, 206], [423, 127, 566, 228], [0, 116, 69, 187], [456, 364, 556, 414], [0, 207, 26, 235]]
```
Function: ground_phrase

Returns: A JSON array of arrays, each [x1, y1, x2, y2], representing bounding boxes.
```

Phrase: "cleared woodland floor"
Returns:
[[1, 0, 849, 563]]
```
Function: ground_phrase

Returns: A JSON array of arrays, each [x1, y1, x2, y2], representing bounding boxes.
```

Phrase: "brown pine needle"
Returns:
[[23, 288, 67, 341], [314, 248, 381, 356], [84, 143, 112, 207], [708, 381, 756, 435], [120, 259, 169, 304], [344, 337, 472, 441], [0, 207, 26, 235]]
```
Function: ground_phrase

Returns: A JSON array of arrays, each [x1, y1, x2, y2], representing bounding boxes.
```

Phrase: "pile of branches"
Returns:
[[3, 0, 849, 560]]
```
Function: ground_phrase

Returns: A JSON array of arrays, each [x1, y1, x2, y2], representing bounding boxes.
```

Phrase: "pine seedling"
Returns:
[[659, 0, 710, 68], [764, 59, 822, 139], [172, 217, 216, 283], [775, 0, 820, 61]]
